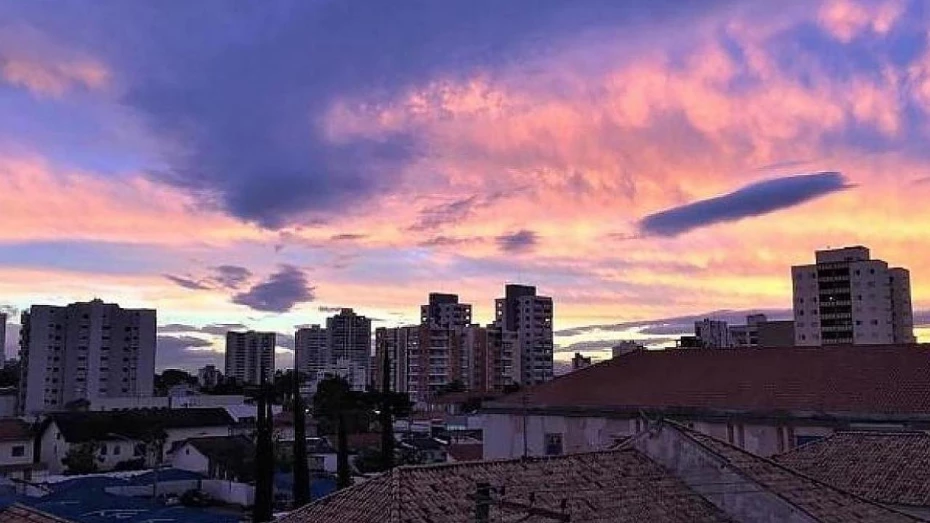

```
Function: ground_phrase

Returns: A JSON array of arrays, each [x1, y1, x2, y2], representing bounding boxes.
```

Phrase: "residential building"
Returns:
[[0, 419, 41, 481], [373, 325, 417, 393], [612, 341, 645, 358], [729, 314, 796, 347], [0, 312, 6, 366], [694, 318, 731, 348], [326, 309, 371, 376], [775, 431, 930, 519], [280, 420, 915, 523], [792, 246, 915, 345], [494, 284, 554, 385], [420, 293, 471, 329], [295, 324, 327, 378], [170, 435, 255, 482], [38, 408, 235, 474], [461, 324, 516, 394], [571, 352, 592, 370], [18, 300, 156, 415], [224, 331, 275, 385], [308, 357, 368, 393], [197, 364, 222, 389], [482, 345, 930, 460]]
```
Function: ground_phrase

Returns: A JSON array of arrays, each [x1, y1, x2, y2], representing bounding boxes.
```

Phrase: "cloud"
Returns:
[[409, 196, 479, 231], [209, 265, 252, 289], [163, 274, 211, 290], [317, 306, 345, 313], [418, 236, 478, 248], [157, 323, 248, 336], [157, 323, 198, 333], [232, 265, 315, 313], [639, 172, 851, 237], [495, 230, 538, 253], [155, 335, 219, 371], [329, 233, 366, 241], [554, 308, 793, 337]]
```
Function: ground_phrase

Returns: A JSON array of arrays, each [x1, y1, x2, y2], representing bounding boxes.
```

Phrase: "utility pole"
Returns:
[[522, 391, 529, 458], [474, 482, 490, 523]]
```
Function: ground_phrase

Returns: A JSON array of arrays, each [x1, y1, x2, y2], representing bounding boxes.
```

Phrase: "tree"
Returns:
[[62, 442, 98, 475], [252, 373, 275, 523], [313, 377, 372, 489], [155, 369, 197, 395], [291, 368, 310, 508], [0, 360, 20, 388], [375, 348, 413, 471]]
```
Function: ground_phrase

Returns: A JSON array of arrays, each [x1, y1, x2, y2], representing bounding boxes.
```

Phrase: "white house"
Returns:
[[38, 408, 236, 474], [0, 419, 43, 481], [170, 435, 255, 481]]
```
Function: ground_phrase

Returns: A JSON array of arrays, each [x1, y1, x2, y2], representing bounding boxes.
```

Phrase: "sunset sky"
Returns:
[[1, 0, 929, 371]]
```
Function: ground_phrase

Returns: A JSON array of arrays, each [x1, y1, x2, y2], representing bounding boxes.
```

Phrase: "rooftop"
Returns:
[[486, 345, 930, 420], [0, 504, 72, 523], [774, 431, 930, 507], [46, 408, 235, 443], [0, 420, 33, 443]]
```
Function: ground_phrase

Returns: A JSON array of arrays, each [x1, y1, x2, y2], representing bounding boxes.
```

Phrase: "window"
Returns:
[[100, 444, 108, 456], [544, 433, 563, 456], [11, 446, 25, 457], [113, 445, 121, 456]]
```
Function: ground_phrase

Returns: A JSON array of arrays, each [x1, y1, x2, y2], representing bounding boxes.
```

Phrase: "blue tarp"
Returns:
[[274, 473, 337, 500]]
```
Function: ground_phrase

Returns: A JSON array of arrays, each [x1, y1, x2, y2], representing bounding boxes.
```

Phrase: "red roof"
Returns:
[[0, 420, 33, 442], [446, 443, 482, 462], [488, 345, 930, 418]]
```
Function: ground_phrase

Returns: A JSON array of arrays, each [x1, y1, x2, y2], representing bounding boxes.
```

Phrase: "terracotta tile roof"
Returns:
[[774, 431, 930, 507], [281, 448, 735, 523], [0, 420, 33, 442], [446, 444, 482, 462], [678, 425, 918, 522], [0, 504, 73, 523], [487, 345, 930, 418]]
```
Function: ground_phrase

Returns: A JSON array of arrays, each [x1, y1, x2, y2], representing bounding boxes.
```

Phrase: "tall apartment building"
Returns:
[[792, 246, 915, 346], [494, 284, 554, 385], [694, 319, 731, 348], [421, 293, 472, 329], [197, 364, 222, 389], [294, 324, 327, 377], [224, 331, 275, 385], [373, 325, 418, 393], [461, 324, 516, 394], [0, 312, 6, 366], [326, 309, 371, 375], [18, 300, 156, 415]]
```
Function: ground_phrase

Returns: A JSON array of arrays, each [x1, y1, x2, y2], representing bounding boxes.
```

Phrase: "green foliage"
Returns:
[[62, 442, 99, 475], [0, 360, 20, 388]]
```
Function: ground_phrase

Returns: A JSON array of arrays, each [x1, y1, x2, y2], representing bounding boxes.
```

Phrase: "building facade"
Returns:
[[792, 246, 915, 345], [729, 314, 796, 348], [295, 325, 327, 377], [326, 309, 371, 377], [694, 319, 731, 348], [420, 293, 472, 329], [494, 284, 554, 386], [0, 312, 6, 366], [224, 331, 275, 385], [18, 300, 156, 415], [197, 364, 222, 389]]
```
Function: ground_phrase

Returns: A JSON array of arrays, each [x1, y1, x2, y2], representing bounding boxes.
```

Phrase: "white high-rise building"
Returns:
[[295, 325, 327, 377], [494, 284, 554, 386], [224, 331, 275, 385], [18, 300, 156, 415], [694, 319, 731, 348], [792, 246, 915, 346], [326, 309, 372, 377]]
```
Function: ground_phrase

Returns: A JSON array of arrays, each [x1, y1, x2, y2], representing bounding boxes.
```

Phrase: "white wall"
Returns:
[[0, 439, 35, 470], [170, 444, 210, 474], [162, 426, 231, 461], [202, 479, 254, 506]]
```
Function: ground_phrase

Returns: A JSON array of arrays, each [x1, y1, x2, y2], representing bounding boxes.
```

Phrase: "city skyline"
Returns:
[[4, 1, 930, 371]]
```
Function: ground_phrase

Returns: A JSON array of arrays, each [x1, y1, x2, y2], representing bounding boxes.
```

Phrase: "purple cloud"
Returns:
[[496, 230, 538, 253], [232, 265, 316, 313], [639, 172, 851, 237]]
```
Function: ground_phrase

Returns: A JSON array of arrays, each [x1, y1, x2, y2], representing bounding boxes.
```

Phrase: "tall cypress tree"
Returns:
[[380, 348, 394, 470], [252, 371, 274, 522], [292, 368, 311, 507]]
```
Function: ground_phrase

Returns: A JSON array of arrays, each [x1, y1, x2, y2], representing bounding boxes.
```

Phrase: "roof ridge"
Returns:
[[669, 421, 921, 521], [394, 446, 638, 474]]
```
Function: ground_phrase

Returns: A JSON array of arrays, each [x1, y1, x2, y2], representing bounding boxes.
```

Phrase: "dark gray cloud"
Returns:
[[554, 308, 792, 337], [419, 236, 478, 248], [913, 310, 930, 327], [329, 233, 366, 241], [317, 306, 345, 314], [163, 274, 211, 290], [639, 172, 851, 237], [410, 196, 479, 231], [156, 335, 219, 371], [158, 323, 198, 333], [0, 1, 730, 228], [200, 323, 250, 336], [495, 230, 538, 253], [232, 265, 315, 313], [210, 265, 252, 289], [276, 333, 295, 351]]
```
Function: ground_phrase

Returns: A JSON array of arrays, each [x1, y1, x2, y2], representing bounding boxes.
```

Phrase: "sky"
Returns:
[[2, 0, 930, 371]]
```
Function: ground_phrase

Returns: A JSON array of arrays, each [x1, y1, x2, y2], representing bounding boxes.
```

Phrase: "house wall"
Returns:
[[632, 426, 817, 523], [482, 412, 858, 460], [170, 445, 210, 474], [0, 439, 35, 470], [202, 479, 254, 506], [162, 426, 231, 461]]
